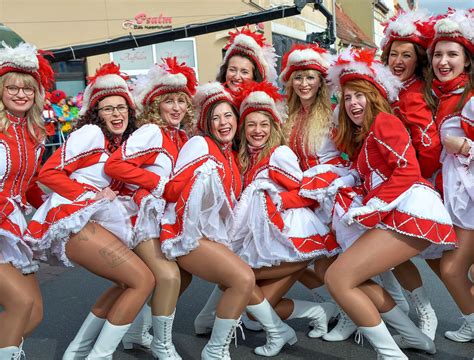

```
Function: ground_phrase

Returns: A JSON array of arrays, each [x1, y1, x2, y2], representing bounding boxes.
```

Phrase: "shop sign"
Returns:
[[123, 12, 173, 30]]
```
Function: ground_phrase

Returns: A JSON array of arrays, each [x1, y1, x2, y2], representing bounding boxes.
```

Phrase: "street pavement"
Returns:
[[24, 258, 473, 359]]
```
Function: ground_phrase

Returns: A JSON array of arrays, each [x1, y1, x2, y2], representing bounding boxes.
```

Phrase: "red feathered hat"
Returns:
[[79, 62, 134, 116], [279, 43, 330, 85], [381, 9, 436, 51], [0, 42, 54, 94], [236, 80, 285, 128], [219, 25, 277, 83], [50, 89, 67, 104], [133, 57, 197, 112], [430, 8, 474, 56]]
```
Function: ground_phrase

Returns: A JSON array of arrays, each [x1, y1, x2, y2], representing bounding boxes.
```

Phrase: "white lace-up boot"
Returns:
[[444, 313, 474, 342], [406, 287, 438, 340], [85, 321, 131, 359], [378, 271, 410, 315], [63, 313, 105, 360], [151, 310, 182, 359], [194, 286, 223, 335], [286, 300, 337, 338], [322, 309, 357, 341], [0, 338, 25, 360], [201, 317, 239, 360], [122, 304, 153, 350], [359, 321, 408, 359]]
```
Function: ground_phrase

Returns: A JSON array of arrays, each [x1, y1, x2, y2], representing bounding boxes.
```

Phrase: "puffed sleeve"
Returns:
[[39, 125, 106, 201], [105, 124, 167, 197]]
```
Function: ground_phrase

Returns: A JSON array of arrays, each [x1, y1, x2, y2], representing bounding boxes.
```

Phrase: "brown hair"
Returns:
[[334, 79, 393, 158], [136, 92, 194, 135], [238, 110, 286, 173], [0, 72, 45, 144], [202, 100, 240, 151], [216, 54, 263, 84], [381, 41, 429, 80], [283, 69, 332, 153]]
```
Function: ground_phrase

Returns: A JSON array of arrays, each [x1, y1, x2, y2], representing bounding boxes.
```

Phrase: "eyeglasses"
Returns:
[[98, 104, 129, 115], [4, 85, 35, 96]]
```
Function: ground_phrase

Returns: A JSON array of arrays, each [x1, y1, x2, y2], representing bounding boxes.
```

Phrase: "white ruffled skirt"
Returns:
[[132, 194, 166, 248]]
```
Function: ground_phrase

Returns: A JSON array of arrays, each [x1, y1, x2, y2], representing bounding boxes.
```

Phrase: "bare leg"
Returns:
[[426, 258, 441, 279], [177, 238, 255, 319], [325, 229, 429, 327], [392, 261, 422, 292], [91, 286, 125, 318], [440, 227, 474, 314], [66, 223, 155, 324], [21, 273, 43, 336]]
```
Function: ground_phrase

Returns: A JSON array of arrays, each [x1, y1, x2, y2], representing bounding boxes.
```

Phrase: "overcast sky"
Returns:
[[418, 0, 471, 15]]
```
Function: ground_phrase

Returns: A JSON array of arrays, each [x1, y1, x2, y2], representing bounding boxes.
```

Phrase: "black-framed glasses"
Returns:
[[98, 104, 129, 115], [4, 85, 35, 96]]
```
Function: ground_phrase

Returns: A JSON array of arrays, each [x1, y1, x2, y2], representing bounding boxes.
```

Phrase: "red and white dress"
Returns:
[[160, 136, 242, 260], [433, 74, 474, 230], [0, 113, 43, 274], [392, 75, 442, 182], [289, 109, 353, 225], [232, 145, 339, 268], [332, 112, 456, 258], [26, 124, 134, 266], [105, 124, 187, 248]]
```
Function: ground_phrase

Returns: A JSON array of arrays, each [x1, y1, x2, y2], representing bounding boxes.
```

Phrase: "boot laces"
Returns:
[[354, 329, 364, 346], [231, 319, 246, 348]]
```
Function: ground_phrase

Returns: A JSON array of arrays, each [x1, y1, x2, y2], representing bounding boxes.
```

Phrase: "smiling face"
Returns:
[[98, 95, 129, 136], [209, 101, 238, 145], [159, 93, 188, 128], [2, 74, 36, 117], [388, 41, 417, 82], [432, 41, 469, 82], [245, 111, 272, 148], [343, 88, 367, 126], [225, 55, 255, 92], [291, 70, 321, 107]]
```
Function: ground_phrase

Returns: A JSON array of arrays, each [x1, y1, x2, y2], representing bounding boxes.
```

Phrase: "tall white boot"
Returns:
[[406, 287, 438, 340], [201, 317, 238, 360], [194, 286, 223, 335], [122, 303, 153, 350], [85, 321, 131, 360], [286, 299, 337, 338], [359, 321, 408, 359], [151, 310, 182, 360], [63, 312, 105, 360], [241, 312, 263, 332], [0, 339, 24, 360], [322, 309, 357, 341], [381, 306, 436, 354], [379, 271, 410, 315], [444, 313, 474, 342], [246, 299, 297, 357]]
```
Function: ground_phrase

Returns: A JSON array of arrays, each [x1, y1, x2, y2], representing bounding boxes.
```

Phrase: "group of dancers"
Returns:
[[0, 6, 472, 360]]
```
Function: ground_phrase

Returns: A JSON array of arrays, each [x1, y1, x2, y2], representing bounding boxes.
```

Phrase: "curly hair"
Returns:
[[238, 111, 285, 174], [74, 100, 137, 150], [334, 79, 393, 158], [136, 92, 194, 135], [216, 54, 263, 84], [283, 69, 332, 153], [0, 72, 45, 144]]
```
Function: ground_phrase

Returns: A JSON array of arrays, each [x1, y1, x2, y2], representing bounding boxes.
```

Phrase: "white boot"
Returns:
[[406, 287, 438, 340], [322, 310, 357, 341], [122, 304, 153, 350], [63, 312, 105, 360], [379, 271, 410, 315], [0, 339, 24, 360], [381, 306, 436, 354], [194, 286, 223, 335], [201, 317, 238, 360], [287, 299, 337, 338], [241, 312, 263, 332], [444, 313, 474, 342], [85, 321, 131, 360], [246, 299, 297, 357], [359, 321, 408, 359], [151, 310, 182, 360]]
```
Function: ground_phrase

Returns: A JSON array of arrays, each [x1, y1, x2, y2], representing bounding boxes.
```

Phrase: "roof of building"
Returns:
[[335, 3, 377, 48]]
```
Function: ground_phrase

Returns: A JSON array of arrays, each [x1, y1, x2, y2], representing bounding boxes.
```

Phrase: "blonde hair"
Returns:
[[0, 72, 45, 144], [136, 91, 194, 135], [238, 110, 286, 174], [335, 79, 393, 158], [283, 69, 332, 153]]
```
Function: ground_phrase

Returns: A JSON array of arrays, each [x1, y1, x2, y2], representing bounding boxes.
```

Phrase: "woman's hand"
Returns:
[[443, 135, 467, 155], [93, 187, 118, 201]]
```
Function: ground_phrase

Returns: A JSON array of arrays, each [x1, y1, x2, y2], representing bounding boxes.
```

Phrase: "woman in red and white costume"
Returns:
[[26, 63, 154, 360], [425, 8, 474, 342], [159, 82, 255, 359], [276, 44, 353, 340], [104, 57, 197, 359], [378, 8, 441, 340], [231, 80, 338, 351], [216, 25, 277, 93], [0, 42, 53, 359], [324, 47, 456, 359]]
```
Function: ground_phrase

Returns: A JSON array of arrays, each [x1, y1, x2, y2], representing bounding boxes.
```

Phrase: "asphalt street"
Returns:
[[23, 259, 474, 359]]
